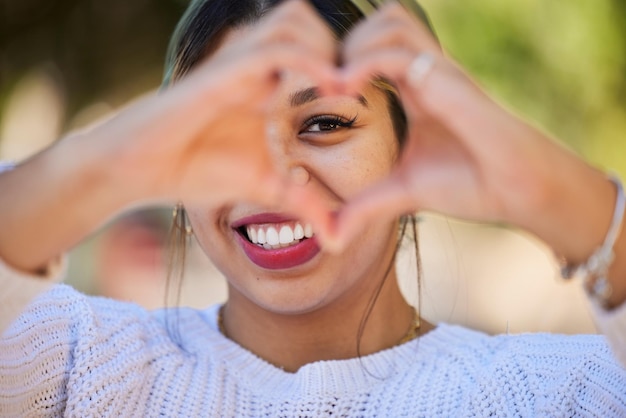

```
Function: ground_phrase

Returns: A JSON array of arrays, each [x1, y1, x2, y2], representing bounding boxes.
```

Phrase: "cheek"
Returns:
[[185, 208, 229, 263], [308, 134, 397, 200]]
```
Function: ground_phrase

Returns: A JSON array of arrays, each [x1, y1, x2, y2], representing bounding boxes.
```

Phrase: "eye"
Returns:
[[300, 114, 358, 135]]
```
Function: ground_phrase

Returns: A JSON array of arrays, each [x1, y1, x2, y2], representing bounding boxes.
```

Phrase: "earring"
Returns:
[[173, 203, 193, 236], [172, 203, 183, 219]]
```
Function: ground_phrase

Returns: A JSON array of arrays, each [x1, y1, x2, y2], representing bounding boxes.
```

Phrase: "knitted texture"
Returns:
[[1, 285, 625, 417]]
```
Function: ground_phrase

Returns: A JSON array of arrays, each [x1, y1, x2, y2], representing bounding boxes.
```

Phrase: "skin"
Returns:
[[187, 67, 422, 371], [335, 3, 626, 307], [0, 1, 339, 274]]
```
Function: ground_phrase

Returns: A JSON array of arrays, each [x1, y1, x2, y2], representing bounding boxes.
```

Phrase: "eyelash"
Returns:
[[300, 114, 358, 135]]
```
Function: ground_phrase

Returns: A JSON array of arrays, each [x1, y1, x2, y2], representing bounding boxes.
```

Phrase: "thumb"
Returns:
[[281, 183, 335, 245], [329, 173, 418, 252], [253, 174, 336, 246]]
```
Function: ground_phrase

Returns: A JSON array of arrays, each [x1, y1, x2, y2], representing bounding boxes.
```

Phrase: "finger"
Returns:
[[253, 45, 341, 98], [235, 51, 333, 103], [345, 18, 439, 67], [255, 3, 340, 95], [328, 173, 418, 252], [341, 49, 480, 131], [340, 49, 415, 96], [281, 184, 336, 244], [257, 0, 337, 65], [343, 2, 440, 64], [184, 44, 339, 112]]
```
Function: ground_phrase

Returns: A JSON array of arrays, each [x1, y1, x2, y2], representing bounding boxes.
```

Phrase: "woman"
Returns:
[[1, 0, 624, 416]]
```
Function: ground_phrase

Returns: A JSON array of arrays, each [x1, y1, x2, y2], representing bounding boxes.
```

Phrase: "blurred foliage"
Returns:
[[421, 0, 626, 177], [0, 0, 186, 119], [1, 0, 624, 175]]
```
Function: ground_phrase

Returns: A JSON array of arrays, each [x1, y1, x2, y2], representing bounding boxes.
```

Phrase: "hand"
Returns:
[[92, 0, 338, 229], [331, 2, 613, 257], [0, 1, 341, 272]]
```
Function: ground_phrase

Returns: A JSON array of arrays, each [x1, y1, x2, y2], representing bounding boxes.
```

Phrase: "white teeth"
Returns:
[[279, 226, 294, 244], [304, 223, 313, 238], [257, 228, 266, 244], [294, 223, 304, 240], [242, 221, 313, 249], [266, 227, 280, 246], [247, 227, 257, 244]]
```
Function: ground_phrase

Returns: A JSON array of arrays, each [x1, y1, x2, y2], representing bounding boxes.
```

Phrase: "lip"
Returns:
[[231, 213, 320, 270]]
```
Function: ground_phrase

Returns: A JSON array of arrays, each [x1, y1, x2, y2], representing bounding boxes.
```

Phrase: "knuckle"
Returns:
[[385, 28, 410, 49], [274, 0, 310, 22], [389, 2, 407, 16]]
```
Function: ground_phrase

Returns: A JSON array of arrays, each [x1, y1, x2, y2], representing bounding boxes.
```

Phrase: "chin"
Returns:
[[225, 264, 347, 315], [193, 207, 399, 315]]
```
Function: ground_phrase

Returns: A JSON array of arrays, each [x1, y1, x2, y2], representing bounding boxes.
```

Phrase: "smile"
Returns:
[[232, 214, 321, 270], [245, 222, 313, 249]]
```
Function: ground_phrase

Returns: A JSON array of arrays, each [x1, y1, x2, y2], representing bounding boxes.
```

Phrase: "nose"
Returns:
[[266, 121, 310, 186]]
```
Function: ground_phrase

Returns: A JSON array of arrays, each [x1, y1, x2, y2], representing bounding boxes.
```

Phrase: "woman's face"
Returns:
[[186, 34, 401, 315]]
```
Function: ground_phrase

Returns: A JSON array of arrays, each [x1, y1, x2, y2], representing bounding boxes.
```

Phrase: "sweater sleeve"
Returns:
[[590, 300, 626, 368], [0, 255, 66, 336], [467, 333, 626, 417], [0, 284, 166, 417]]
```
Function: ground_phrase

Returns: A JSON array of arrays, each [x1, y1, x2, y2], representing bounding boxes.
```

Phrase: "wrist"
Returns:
[[520, 154, 626, 308], [520, 156, 615, 265], [55, 130, 137, 213], [559, 176, 626, 308], [0, 132, 135, 273]]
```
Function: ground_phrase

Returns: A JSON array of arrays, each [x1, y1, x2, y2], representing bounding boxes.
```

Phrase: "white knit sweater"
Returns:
[[1, 282, 625, 417]]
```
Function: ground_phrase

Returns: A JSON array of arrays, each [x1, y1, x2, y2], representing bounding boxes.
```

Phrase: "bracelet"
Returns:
[[0, 161, 16, 174], [560, 175, 625, 307]]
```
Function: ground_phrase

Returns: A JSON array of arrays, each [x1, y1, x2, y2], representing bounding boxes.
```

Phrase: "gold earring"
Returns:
[[173, 203, 184, 219]]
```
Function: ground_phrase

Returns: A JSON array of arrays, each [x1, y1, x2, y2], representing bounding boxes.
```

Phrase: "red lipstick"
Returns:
[[232, 213, 320, 270]]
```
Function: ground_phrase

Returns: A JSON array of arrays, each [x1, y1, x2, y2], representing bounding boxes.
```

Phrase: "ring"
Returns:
[[407, 53, 435, 88]]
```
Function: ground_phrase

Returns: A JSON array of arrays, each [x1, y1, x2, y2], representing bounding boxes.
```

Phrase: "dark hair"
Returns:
[[165, 0, 431, 357], [164, 0, 360, 86]]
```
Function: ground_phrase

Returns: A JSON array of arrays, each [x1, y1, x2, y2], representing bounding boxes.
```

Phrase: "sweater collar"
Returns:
[[183, 305, 479, 397]]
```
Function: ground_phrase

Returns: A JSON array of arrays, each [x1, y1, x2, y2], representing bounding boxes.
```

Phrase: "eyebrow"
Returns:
[[289, 87, 368, 108]]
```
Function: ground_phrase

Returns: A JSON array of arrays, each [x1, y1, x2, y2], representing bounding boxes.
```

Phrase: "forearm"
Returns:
[[0, 132, 133, 273], [521, 147, 626, 308]]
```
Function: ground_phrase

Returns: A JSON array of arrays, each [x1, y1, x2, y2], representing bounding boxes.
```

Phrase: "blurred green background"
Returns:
[[422, 0, 626, 175], [0, 0, 624, 332]]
